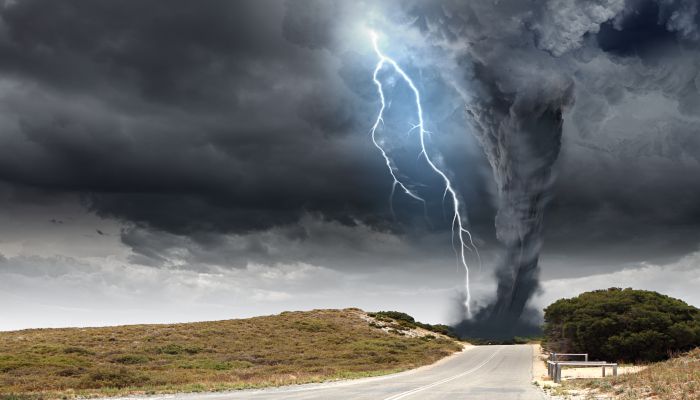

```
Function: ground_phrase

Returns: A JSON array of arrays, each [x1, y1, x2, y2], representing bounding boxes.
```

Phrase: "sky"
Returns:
[[1, 0, 700, 331]]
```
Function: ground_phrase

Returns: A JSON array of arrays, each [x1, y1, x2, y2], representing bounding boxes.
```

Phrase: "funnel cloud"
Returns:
[[462, 76, 573, 337], [403, 0, 700, 336]]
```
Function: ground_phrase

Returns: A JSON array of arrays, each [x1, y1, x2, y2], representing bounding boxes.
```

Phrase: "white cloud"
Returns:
[[0, 251, 466, 331], [534, 249, 700, 310], [533, 0, 625, 56], [0, 256, 345, 330]]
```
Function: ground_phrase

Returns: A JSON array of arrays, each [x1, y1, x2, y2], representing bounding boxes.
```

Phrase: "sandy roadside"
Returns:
[[531, 344, 550, 386], [532, 344, 646, 382], [531, 344, 647, 399]]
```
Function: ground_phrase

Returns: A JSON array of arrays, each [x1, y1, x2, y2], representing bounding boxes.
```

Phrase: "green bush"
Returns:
[[368, 311, 459, 339], [178, 359, 253, 370], [420, 323, 459, 339], [62, 346, 94, 356], [292, 319, 334, 332], [80, 368, 149, 388], [544, 288, 700, 362], [154, 344, 201, 355], [112, 354, 149, 365], [370, 311, 415, 324]]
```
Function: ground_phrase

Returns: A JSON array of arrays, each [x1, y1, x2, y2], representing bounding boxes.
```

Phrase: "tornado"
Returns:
[[390, 0, 677, 339], [458, 65, 574, 339]]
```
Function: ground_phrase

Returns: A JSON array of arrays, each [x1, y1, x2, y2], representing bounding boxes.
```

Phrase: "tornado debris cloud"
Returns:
[[457, 69, 574, 339]]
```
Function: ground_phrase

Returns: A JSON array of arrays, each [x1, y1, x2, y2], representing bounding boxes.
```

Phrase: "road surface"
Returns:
[[127, 345, 544, 400]]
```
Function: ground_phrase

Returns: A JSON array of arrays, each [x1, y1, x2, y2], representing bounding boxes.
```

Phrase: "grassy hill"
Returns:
[[0, 308, 462, 399], [565, 347, 700, 399]]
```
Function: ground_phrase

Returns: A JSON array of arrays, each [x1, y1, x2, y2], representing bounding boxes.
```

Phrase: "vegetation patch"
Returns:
[[154, 344, 202, 355], [367, 311, 458, 338], [564, 347, 700, 399], [111, 354, 149, 365], [544, 288, 700, 362], [62, 346, 93, 356], [0, 309, 461, 399], [178, 359, 253, 370], [80, 368, 150, 389]]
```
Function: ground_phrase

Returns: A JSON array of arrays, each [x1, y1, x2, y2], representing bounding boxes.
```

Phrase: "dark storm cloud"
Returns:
[[0, 0, 698, 283], [429, 0, 700, 249], [0, 0, 496, 251], [544, 0, 700, 260], [118, 213, 475, 273], [0, 0, 407, 238]]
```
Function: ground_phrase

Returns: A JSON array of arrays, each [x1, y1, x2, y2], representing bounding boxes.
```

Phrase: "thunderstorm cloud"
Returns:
[[0, 0, 699, 329]]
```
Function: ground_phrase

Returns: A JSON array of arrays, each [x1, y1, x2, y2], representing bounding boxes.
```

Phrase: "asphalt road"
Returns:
[[130, 345, 544, 400]]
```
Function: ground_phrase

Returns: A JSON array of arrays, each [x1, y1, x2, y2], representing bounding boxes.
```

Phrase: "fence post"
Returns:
[[602, 366, 606, 377], [613, 365, 618, 377], [585, 353, 588, 362], [555, 364, 562, 383]]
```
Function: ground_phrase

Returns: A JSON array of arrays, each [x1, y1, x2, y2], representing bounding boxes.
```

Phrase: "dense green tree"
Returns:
[[544, 288, 700, 362]]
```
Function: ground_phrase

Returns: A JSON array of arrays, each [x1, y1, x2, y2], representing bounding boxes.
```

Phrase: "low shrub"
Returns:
[[80, 368, 149, 389], [369, 311, 459, 338], [112, 355, 149, 365], [544, 288, 700, 362], [155, 344, 201, 355], [63, 346, 94, 356]]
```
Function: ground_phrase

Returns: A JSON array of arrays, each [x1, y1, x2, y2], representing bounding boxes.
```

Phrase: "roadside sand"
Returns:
[[532, 344, 646, 384], [532, 344, 648, 399], [531, 344, 550, 385], [560, 364, 646, 379]]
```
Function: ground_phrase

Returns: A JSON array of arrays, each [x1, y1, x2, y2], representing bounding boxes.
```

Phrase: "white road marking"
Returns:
[[382, 347, 503, 400]]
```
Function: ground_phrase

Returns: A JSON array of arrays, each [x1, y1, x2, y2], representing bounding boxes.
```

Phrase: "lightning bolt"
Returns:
[[368, 30, 479, 317], [370, 46, 426, 214]]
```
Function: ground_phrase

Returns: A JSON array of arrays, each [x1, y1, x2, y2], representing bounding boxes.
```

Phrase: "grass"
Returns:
[[564, 347, 700, 399], [0, 308, 461, 399]]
